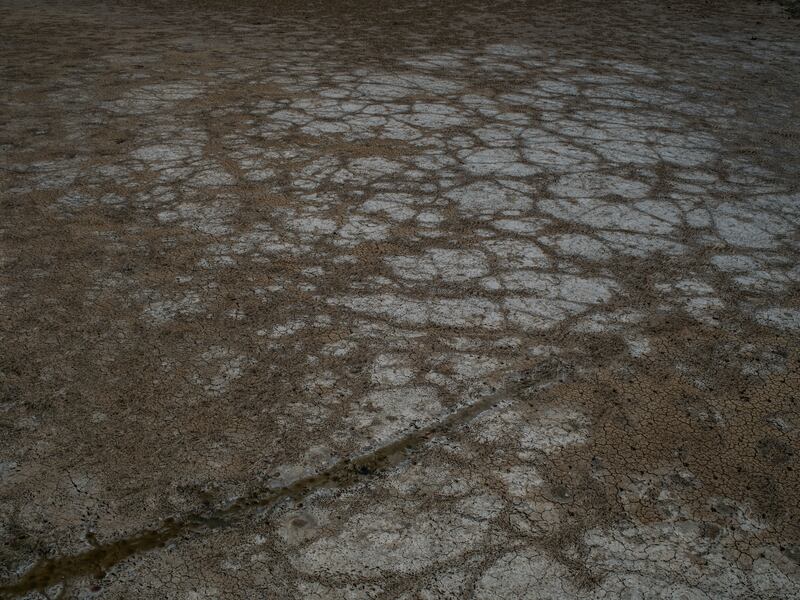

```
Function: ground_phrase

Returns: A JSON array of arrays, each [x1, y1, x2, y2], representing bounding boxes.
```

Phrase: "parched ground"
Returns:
[[1, 0, 799, 598]]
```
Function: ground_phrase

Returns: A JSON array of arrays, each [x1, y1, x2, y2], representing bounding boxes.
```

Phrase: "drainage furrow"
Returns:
[[0, 363, 557, 597]]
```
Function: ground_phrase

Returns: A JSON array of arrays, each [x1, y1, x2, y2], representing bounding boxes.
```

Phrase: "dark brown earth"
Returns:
[[1, 0, 799, 598]]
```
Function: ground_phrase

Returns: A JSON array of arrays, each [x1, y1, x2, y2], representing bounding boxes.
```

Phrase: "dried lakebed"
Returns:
[[1, 0, 799, 598]]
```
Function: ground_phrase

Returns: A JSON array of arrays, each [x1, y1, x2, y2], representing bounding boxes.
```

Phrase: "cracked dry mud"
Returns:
[[1, 0, 799, 598]]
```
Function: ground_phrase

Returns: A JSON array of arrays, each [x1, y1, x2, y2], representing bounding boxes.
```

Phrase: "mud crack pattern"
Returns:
[[1, 0, 799, 598]]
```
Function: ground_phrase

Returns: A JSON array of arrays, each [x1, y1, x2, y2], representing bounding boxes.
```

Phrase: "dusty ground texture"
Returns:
[[1, 0, 799, 597]]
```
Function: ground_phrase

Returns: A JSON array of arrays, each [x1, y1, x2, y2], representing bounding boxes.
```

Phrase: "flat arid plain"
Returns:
[[1, 0, 799, 597]]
